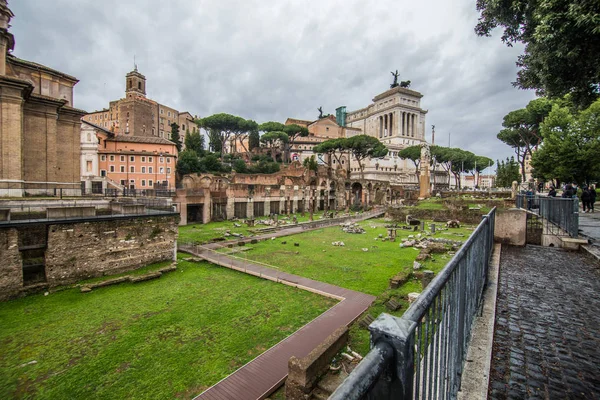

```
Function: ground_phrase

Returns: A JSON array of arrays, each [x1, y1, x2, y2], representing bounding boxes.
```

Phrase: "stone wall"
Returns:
[[0, 228, 23, 300], [45, 215, 178, 286], [0, 214, 178, 300], [494, 209, 526, 246], [286, 326, 348, 400]]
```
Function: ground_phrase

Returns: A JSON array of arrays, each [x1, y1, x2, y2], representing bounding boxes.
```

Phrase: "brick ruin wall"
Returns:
[[0, 215, 178, 300]]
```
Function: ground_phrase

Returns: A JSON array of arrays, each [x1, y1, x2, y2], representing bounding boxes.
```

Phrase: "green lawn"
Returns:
[[0, 257, 336, 400], [178, 211, 329, 244], [212, 218, 475, 354]]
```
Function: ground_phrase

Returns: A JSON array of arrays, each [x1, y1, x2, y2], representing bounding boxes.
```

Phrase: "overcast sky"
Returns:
[[9, 0, 536, 170]]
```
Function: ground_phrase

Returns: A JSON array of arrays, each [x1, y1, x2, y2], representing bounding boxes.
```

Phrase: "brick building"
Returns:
[[84, 67, 198, 141], [81, 121, 177, 192], [0, 0, 87, 196]]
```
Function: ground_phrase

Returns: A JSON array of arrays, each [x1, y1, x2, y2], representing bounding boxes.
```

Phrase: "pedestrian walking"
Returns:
[[590, 185, 597, 212], [562, 184, 574, 198], [581, 186, 591, 212], [548, 186, 557, 197]]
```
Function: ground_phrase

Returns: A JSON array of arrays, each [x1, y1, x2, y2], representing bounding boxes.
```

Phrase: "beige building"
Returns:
[[0, 0, 87, 196], [343, 86, 429, 184], [84, 68, 197, 141]]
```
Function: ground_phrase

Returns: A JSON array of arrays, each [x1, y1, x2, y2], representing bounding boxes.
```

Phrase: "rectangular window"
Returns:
[[141, 166, 146, 173], [120, 155, 125, 162], [100, 170, 106, 177], [109, 165, 115, 172], [168, 111, 171, 117], [149, 167, 153, 174], [160, 109, 164, 114], [159, 157, 164, 163], [159, 167, 164, 174], [167, 167, 171, 174], [120, 166, 125, 173], [141, 180, 146, 187], [141, 156, 146, 162], [120, 180, 126, 186], [166, 157, 171, 163], [130, 156, 135, 162], [101, 155, 106, 161], [130, 166, 135, 173], [149, 180, 153, 187], [109, 155, 115, 161], [148, 157, 153, 162]]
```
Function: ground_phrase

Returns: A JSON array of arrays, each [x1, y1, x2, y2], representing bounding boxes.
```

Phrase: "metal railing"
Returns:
[[516, 194, 578, 237], [330, 208, 496, 400]]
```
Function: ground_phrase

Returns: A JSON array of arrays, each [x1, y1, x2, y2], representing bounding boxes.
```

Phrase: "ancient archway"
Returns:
[[351, 182, 363, 207]]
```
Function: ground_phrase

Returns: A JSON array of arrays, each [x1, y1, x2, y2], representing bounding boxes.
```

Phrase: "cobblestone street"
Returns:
[[489, 245, 600, 399]]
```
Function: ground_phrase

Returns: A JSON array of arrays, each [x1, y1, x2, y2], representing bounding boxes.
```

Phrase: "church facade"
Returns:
[[0, 0, 86, 196]]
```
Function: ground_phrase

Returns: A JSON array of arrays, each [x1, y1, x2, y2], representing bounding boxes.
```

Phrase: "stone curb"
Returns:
[[457, 243, 501, 400]]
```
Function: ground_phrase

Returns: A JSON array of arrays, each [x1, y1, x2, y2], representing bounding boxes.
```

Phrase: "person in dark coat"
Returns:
[[548, 186, 557, 197], [562, 184, 574, 198], [590, 185, 597, 212], [581, 186, 591, 212]]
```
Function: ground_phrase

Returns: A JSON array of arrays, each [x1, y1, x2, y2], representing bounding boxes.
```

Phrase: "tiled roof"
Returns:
[[106, 135, 176, 146], [7, 54, 78, 82]]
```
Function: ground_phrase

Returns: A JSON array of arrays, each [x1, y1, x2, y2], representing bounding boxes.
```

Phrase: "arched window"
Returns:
[[128, 79, 132, 89], [138, 82, 141, 90]]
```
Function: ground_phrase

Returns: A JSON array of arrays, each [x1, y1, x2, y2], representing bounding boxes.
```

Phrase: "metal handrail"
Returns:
[[330, 207, 496, 400]]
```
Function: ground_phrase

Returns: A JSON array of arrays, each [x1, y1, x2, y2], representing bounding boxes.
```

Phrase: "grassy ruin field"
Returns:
[[213, 217, 476, 353], [0, 257, 336, 400]]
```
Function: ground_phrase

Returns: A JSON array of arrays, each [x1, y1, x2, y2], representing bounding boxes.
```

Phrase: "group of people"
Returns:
[[546, 183, 596, 212]]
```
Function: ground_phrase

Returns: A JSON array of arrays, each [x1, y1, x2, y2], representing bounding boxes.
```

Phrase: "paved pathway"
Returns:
[[180, 211, 382, 400], [488, 245, 600, 399], [579, 211, 600, 245]]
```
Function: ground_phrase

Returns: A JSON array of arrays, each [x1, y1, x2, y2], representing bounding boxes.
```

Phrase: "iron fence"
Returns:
[[330, 208, 496, 400], [516, 194, 578, 237]]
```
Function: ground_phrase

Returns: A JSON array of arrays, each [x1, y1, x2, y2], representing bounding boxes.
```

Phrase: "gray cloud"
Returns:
[[9, 0, 536, 167]]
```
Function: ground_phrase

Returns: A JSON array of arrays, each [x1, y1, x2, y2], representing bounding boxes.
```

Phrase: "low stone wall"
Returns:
[[387, 207, 485, 225], [286, 326, 349, 400], [494, 209, 526, 246], [0, 214, 179, 300], [47, 206, 96, 219], [0, 228, 23, 300], [110, 203, 146, 215]]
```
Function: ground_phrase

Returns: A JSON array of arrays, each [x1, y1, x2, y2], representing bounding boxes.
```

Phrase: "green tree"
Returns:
[[248, 129, 260, 151], [184, 130, 205, 155], [495, 157, 521, 187], [345, 135, 388, 178], [303, 155, 318, 172], [259, 131, 288, 162], [197, 114, 256, 159], [170, 123, 182, 152], [283, 124, 309, 163], [497, 98, 553, 181], [475, 0, 600, 107], [531, 99, 600, 184], [398, 145, 422, 183], [232, 159, 248, 173], [176, 150, 202, 175], [313, 138, 347, 176]]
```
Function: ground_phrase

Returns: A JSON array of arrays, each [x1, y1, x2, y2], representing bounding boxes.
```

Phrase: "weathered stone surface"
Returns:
[[0, 228, 23, 300], [488, 246, 600, 399], [421, 270, 435, 289], [286, 326, 348, 400], [130, 271, 162, 283]]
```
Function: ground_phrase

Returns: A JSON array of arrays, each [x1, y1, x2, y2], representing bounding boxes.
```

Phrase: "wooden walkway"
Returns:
[[181, 228, 377, 400]]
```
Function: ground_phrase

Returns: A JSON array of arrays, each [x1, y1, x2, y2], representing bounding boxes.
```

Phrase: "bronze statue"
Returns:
[[318, 106, 323, 119], [390, 70, 400, 88], [400, 80, 411, 88]]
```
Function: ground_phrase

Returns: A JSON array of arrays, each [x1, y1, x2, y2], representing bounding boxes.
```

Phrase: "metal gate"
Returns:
[[253, 202, 265, 217], [526, 212, 542, 245]]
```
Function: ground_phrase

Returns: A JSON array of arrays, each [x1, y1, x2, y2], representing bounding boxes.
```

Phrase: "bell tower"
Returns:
[[125, 64, 146, 98]]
